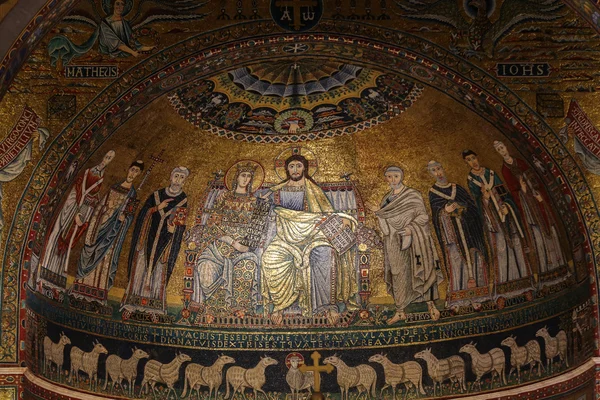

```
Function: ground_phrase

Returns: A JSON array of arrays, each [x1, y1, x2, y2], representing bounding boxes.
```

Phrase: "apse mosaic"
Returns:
[[26, 107, 584, 325], [21, 80, 594, 398], [168, 61, 423, 142], [1, 0, 600, 400]]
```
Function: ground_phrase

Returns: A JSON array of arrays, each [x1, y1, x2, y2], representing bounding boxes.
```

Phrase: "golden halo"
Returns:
[[285, 352, 305, 369], [224, 160, 265, 193], [274, 147, 319, 181]]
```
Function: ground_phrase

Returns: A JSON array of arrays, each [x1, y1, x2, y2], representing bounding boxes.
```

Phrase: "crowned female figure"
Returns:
[[191, 161, 266, 317]]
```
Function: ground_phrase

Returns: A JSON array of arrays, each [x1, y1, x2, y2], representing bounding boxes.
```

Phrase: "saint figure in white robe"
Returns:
[[37, 151, 115, 297], [373, 166, 442, 325]]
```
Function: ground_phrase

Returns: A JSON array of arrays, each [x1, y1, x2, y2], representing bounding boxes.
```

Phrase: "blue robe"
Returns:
[[72, 183, 136, 303]]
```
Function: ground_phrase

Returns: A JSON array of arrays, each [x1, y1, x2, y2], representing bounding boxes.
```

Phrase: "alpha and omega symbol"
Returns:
[[270, 0, 323, 32]]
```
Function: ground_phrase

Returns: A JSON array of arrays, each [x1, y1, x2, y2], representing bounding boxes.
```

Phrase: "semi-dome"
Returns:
[[168, 60, 421, 142], [0, 1, 599, 399]]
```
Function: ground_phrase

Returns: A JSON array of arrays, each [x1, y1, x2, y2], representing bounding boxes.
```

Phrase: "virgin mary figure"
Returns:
[[191, 161, 266, 317]]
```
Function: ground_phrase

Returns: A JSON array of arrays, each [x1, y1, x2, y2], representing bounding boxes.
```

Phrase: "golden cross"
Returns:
[[299, 351, 333, 396], [275, 0, 318, 30]]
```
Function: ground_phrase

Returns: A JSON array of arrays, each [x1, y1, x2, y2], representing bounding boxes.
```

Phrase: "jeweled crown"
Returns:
[[236, 162, 257, 174]]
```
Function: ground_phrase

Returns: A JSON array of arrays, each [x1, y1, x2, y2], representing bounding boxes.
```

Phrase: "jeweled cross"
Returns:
[[299, 351, 333, 398], [122, 149, 165, 216], [275, 0, 318, 30], [137, 149, 165, 191]]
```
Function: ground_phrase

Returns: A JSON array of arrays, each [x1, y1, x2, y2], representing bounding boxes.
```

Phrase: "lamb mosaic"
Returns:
[[0, 1, 599, 399], [31, 310, 588, 399]]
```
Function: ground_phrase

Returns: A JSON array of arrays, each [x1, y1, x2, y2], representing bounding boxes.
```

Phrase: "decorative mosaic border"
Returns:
[[2, 21, 599, 365], [467, 358, 595, 400], [24, 369, 111, 400], [564, 0, 600, 35], [0, 367, 25, 400], [25, 283, 590, 350]]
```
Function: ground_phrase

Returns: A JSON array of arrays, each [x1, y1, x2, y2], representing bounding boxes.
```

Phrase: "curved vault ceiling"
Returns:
[[168, 60, 422, 142], [0, 1, 600, 399]]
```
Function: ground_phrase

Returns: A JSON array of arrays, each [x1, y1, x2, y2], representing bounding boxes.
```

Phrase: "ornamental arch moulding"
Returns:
[[0, 6, 600, 400]]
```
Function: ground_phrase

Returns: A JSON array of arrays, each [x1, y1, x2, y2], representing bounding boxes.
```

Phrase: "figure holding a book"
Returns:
[[260, 150, 358, 324], [121, 167, 189, 316]]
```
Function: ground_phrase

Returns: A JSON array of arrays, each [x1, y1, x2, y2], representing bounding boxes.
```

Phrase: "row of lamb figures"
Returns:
[[31, 142, 570, 325], [41, 326, 569, 399]]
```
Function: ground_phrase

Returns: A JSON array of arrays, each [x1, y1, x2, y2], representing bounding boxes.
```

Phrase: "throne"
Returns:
[[180, 174, 381, 327]]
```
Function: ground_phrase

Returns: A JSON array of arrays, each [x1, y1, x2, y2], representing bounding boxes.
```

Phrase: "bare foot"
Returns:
[[467, 278, 476, 289], [270, 311, 283, 325], [428, 302, 441, 321], [327, 310, 340, 325], [386, 310, 407, 325]]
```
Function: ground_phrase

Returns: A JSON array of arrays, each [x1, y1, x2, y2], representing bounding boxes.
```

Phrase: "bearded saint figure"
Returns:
[[372, 166, 443, 325], [259, 154, 358, 324], [427, 160, 490, 310]]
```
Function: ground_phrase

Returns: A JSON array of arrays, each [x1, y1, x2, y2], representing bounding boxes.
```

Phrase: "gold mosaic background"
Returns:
[[37, 88, 554, 305], [0, 2, 599, 399], [0, 0, 597, 315]]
